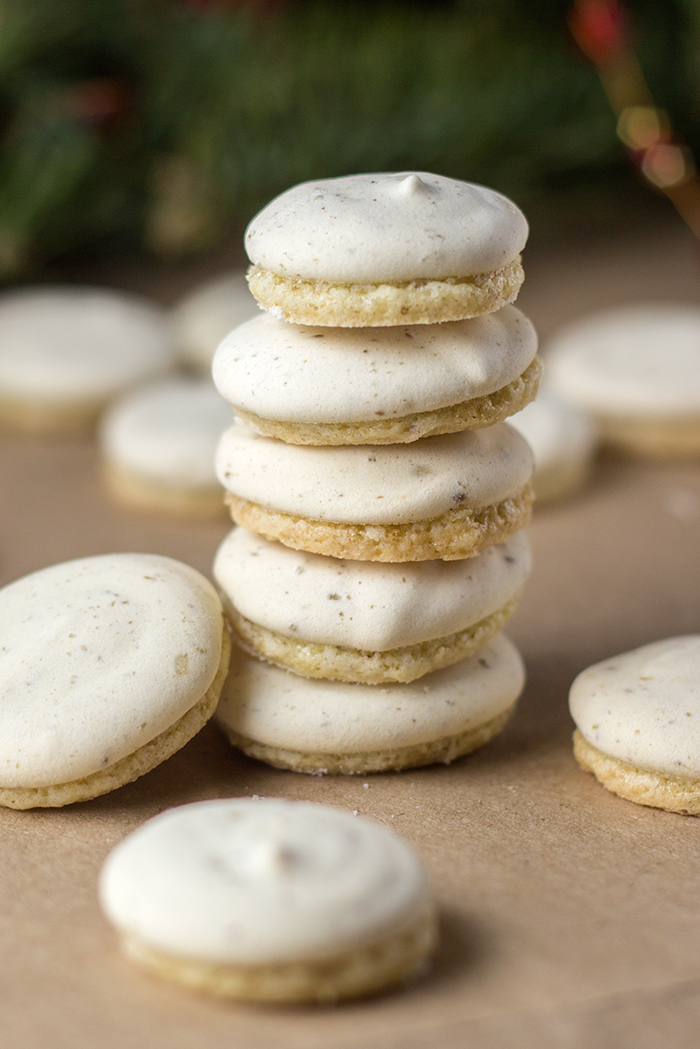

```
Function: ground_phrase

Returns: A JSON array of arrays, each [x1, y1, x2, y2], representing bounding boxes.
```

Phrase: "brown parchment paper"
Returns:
[[2, 216, 700, 1049]]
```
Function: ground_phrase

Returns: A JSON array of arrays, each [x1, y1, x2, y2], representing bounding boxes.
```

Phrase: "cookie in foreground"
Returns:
[[216, 635, 525, 774], [213, 308, 540, 445], [99, 376, 233, 519], [99, 797, 437, 1002], [214, 526, 531, 684], [546, 304, 700, 458], [570, 636, 700, 814], [245, 172, 528, 326], [216, 421, 534, 562], [0, 553, 230, 808], [0, 286, 174, 434]]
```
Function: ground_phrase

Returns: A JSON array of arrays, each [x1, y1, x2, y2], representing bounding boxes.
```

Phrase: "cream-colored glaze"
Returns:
[[546, 305, 700, 416], [0, 554, 224, 788], [100, 376, 234, 487], [99, 798, 430, 965], [217, 634, 525, 753], [171, 271, 260, 370], [508, 390, 597, 485], [212, 307, 537, 423], [214, 527, 531, 650], [215, 421, 533, 525], [0, 287, 174, 400], [570, 636, 700, 777], [245, 173, 528, 283]]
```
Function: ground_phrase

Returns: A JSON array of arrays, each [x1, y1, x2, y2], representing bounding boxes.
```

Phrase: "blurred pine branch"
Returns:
[[0, 0, 696, 276]]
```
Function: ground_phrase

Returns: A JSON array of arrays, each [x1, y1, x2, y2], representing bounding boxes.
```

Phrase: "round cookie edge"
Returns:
[[0, 627, 231, 809], [573, 728, 700, 816]]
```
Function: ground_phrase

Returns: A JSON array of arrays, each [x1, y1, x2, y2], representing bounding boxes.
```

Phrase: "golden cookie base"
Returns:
[[224, 705, 514, 775], [600, 415, 700, 458], [121, 905, 438, 1003], [0, 392, 103, 435], [103, 461, 227, 520], [226, 483, 534, 562], [573, 729, 700, 815], [247, 258, 524, 327], [236, 356, 542, 447], [227, 594, 520, 684], [0, 628, 231, 809]]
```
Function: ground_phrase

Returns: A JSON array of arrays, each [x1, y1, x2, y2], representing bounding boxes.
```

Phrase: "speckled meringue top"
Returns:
[[215, 420, 533, 525], [214, 527, 531, 651], [217, 634, 525, 754], [100, 376, 233, 488], [212, 306, 537, 423], [99, 798, 430, 965], [0, 553, 224, 788], [245, 173, 528, 283], [570, 636, 700, 777], [546, 304, 700, 416], [0, 287, 174, 401]]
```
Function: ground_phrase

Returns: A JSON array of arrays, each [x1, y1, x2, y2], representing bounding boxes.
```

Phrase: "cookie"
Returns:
[[213, 526, 531, 683], [212, 307, 541, 445], [0, 286, 174, 434], [99, 376, 233, 519], [0, 553, 230, 808], [216, 634, 525, 774], [570, 636, 700, 814], [508, 389, 598, 503], [216, 420, 534, 562], [99, 797, 437, 1002], [546, 304, 700, 457], [245, 172, 528, 326], [171, 271, 260, 371]]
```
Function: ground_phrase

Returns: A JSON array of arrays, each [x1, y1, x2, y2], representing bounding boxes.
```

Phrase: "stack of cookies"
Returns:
[[211, 172, 541, 775]]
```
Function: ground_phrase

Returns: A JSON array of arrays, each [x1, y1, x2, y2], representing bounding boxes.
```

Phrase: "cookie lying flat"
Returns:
[[99, 376, 233, 519], [245, 172, 528, 326], [546, 304, 700, 457], [217, 635, 525, 774], [570, 636, 700, 814], [0, 553, 230, 808], [99, 798, 437, 1002], [216, 420, 534, 562], [0, 287, 174, 434], [508, 390, 598, 504], [214, 526, 531, 683], [171, 271, 260, 371], [212, 308, 540, 445]]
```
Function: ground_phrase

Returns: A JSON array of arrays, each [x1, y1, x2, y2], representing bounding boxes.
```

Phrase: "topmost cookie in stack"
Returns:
[[213, 172, 539, 775], [245, 171, 528, 327]]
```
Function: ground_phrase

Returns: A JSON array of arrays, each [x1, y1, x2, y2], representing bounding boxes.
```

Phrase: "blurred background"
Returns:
[[1, 0, 699, 280]]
